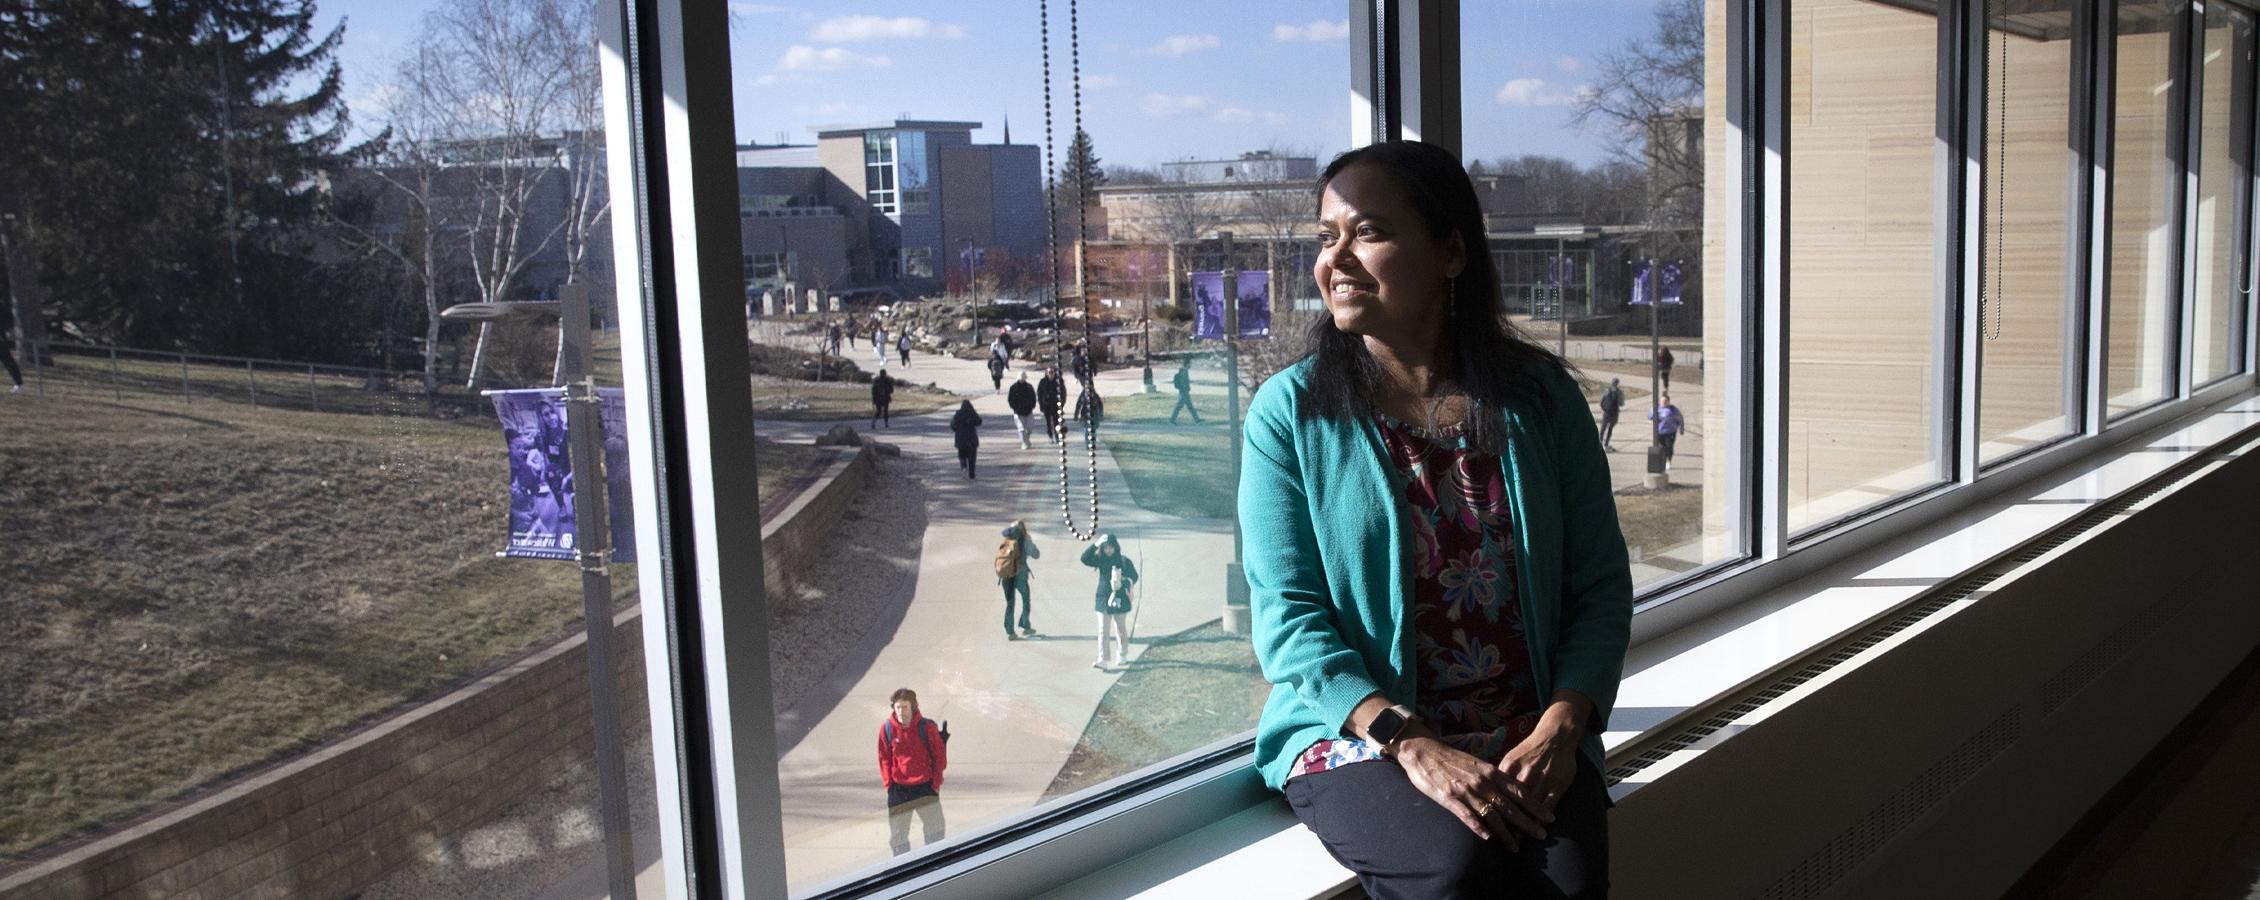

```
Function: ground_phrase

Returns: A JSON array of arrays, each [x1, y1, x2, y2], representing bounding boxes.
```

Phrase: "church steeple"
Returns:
[[1002, 114, 1011, 145]]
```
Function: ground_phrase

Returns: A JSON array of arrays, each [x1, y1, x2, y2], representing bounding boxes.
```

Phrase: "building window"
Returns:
[[903, 246, 933, 279], [2106, 1, 2188, 416]]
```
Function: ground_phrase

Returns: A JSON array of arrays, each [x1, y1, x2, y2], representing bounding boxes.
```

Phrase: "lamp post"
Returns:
[[1220, 231, 1250, 634], [439, 287, 635, 900], [1535, 224, 1584, 361]]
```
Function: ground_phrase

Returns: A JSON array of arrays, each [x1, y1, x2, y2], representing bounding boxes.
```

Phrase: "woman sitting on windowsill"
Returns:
[[1241, 141, 1633, 899]]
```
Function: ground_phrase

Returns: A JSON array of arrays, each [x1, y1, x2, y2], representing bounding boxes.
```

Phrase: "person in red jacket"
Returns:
[[878, 687, 948, 855]]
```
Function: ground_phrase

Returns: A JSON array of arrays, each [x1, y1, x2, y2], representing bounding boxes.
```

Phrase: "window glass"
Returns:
[[2106, 1, 2188, 416], [1785, 0, 1946, 533], [726, 4, 1347, 891], [1460, 0, 1742, 587], [4, 0, 657, 896], [1978, 1, 2082, 464], [2192, 2, 2255, 385]]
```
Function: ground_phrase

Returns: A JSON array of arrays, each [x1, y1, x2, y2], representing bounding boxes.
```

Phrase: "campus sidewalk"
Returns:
[[740, 345, 1242, 890]]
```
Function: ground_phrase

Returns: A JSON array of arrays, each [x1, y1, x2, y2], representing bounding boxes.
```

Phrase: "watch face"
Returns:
[[1370, 707, 1408, 745]]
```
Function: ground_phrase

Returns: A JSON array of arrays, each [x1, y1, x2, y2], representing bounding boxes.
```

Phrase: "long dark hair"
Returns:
[[1302, 141, 1564, 453]]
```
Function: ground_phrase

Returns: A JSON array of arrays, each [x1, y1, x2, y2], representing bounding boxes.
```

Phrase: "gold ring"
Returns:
[[1476, 800, 1497, 819]]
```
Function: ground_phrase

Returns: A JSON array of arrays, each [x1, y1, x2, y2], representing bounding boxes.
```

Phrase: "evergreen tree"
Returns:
[[1057, 128, 1106, 207], [0, 0, 377, 359]]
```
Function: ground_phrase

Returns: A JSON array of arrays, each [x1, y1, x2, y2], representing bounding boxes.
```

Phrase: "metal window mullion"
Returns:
[[2062, 0, 2100, 443], [2178, 2, 2204, 401], [596, 0, 703, 895], [1955, 0, 1984, 484], [651, 0, 789, 896], [1396, 0, 1461, 155], [1760, 0, 1790, 564], [1351, 0, 1386, 147], [2087, 1, 2117, 435], [1727, 0, 1761, 565]]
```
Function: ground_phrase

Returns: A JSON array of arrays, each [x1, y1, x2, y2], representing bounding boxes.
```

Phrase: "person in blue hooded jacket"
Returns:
[[1240, 141, 1631, 899]]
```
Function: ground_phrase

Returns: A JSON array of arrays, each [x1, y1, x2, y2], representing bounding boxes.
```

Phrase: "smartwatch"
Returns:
[[1366, 704, 1418, 756]]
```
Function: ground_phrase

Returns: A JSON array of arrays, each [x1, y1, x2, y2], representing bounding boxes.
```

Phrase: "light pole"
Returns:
[[440, 287, 635, 900], [1220, 231, 1249, 634]]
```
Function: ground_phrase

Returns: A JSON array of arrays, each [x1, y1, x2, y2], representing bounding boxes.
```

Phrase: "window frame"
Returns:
[[592, 0, 2260, 896]]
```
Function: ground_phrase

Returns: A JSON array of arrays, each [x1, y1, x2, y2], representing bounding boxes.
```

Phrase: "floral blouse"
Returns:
[[1286, 414, 1542, 779]]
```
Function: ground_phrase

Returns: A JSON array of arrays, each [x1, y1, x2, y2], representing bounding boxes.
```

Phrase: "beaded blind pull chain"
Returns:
[[1039, 0, 1101, 540]]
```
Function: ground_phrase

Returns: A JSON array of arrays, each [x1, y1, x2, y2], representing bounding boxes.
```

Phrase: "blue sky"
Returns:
[[311, 1, 1679, 170]]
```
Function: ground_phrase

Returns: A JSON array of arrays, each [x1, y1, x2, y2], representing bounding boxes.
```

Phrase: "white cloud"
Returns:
[[1144, 34, 1220, 56], [810, 15, 966, 42], [1495, 77, 1587, 107], [729, 2, 794, 14], [1556, 55, 1585, 73], [1273, 20, 1350, 42], [1082, 73, 1123, 90], [777, 45, 892, 72], [1141, 93, 1285, 125]]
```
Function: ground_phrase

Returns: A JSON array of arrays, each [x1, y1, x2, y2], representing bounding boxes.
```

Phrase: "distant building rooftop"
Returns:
[[815, 120, 983, 138], [735, 145, 822, 168]]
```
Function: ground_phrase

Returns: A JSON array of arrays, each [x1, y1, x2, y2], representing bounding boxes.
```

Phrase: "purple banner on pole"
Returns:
[[1236, 270, 1271, 339], [1191, 271, 1226, 340], [1629, 262, 1653, 306], [1660, 260, 1684, 305], [491, 388, 637, 562]]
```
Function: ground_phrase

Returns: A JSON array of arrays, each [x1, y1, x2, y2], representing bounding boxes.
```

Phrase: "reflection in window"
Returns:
[[1462, 0, 1736, 588], [1786, 0, 1944, 533], [1978, 1, 2081, 464], [2192, 2, 2255, 385], [2106, 1, 2188, 416]]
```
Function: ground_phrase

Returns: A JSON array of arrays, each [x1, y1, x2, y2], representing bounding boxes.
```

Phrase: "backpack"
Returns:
[[994, 535, 1022, 579], [1600, 388, 1623, 416], [883, 717, 949, 778]]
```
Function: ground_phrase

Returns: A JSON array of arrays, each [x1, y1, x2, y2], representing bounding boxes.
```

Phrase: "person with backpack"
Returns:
[[896, 332, 913, 368], [1597, 377, 1624, 453], [1650, 392, 1685, 471], [987, 350, 1007, 393], [870, 368, 896, 429], [1007, 371, 1039, 449], [1080, 534, 1139, 670], [996, 520, 1041, 639], [878, 688, 949, 855], [949, 400, 983, 480], [1656, 345, 1676, 392]]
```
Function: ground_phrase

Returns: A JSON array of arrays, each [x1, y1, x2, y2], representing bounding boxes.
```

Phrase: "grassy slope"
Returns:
[[1044, 621, 1269, 799], [0, 370, 820, 860]]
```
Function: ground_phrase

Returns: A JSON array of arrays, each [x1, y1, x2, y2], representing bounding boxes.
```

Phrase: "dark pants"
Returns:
[[886, 783, 945, 855], [1284, 755, 1609, 900], [1042, 408, 1062, 442], [1001, 576, 1031, 635], [871, 400, 890, 428], [1171, 391, 1201, 423], [1599, 413, 1618, 447], [899, 349, 911, 366], [1658, 431, 1677, 464], [956, 443, 978, 479]]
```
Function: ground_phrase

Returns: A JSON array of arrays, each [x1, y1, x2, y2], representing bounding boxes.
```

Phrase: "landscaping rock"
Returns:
[[870, 442, 902, 457], [814, 425, 863, 447]]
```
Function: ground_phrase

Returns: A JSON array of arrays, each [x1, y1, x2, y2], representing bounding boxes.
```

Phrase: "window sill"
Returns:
[[1017, 390, 2260, 900]]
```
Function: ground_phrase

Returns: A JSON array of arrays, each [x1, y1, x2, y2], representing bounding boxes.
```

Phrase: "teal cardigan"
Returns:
[[1239, 358, 1633, 790]]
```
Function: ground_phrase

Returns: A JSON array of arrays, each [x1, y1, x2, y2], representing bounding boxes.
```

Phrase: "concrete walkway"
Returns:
[[742, 345, 1241, 892]]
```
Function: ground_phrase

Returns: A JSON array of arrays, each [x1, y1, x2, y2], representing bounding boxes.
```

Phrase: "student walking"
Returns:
[[870, 369, 895, 429], [996, 520, 1041, 639], [987, 352, 1007, 393], [1036, 366, 1066, 444], [1598, 377, 1624, 452], [877, 688, 948, 856], [1657, 345, 1676, 392], [827, 321, 844, 356], [1169, 357, 1200, 424], [873, 323, 889, 364], [1073, 383, 1104, 436], [949, 400, 983, 479], [1080, 534, 1139, 669], [896, 332, 913, 368], [1007, 372, 1039, 449], [1651, 393, 1685, 470], [1070, 343, 1093, 387]]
